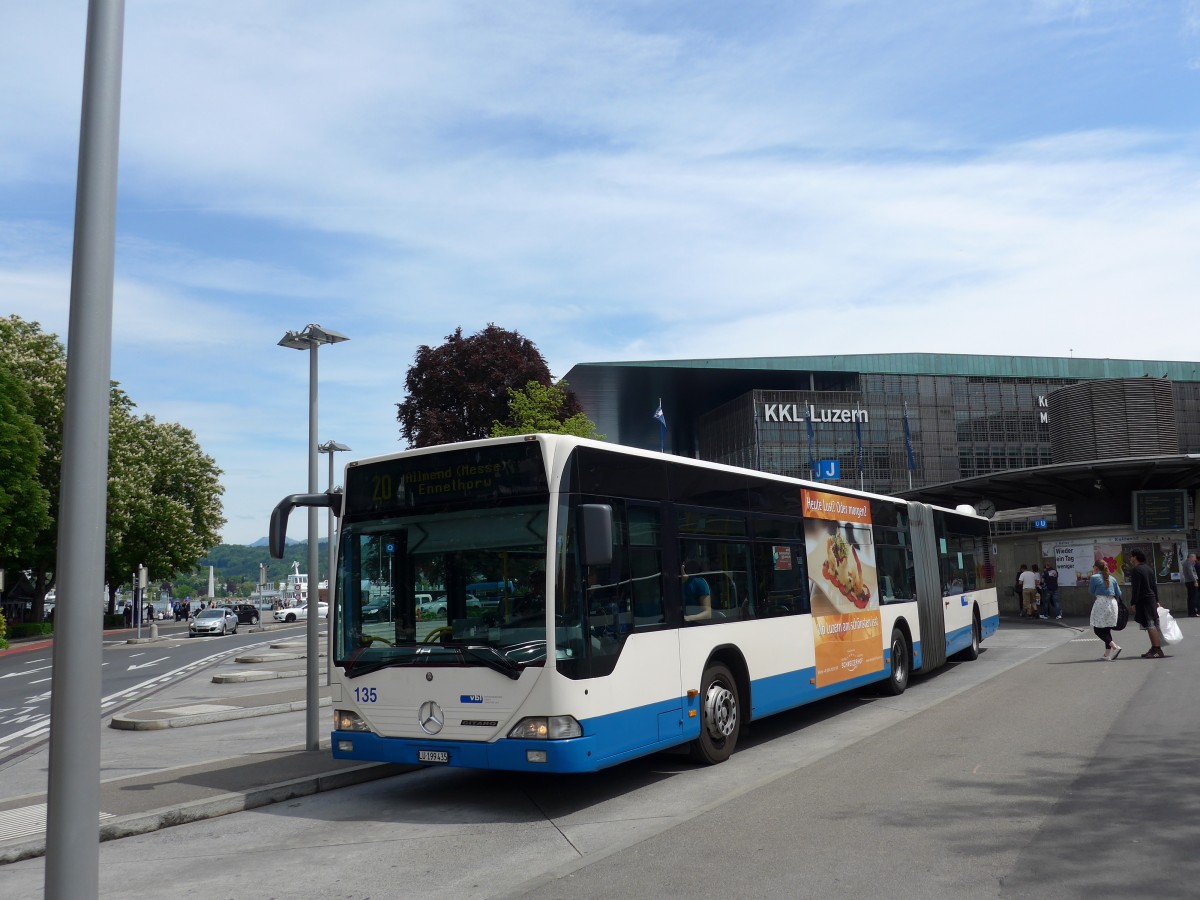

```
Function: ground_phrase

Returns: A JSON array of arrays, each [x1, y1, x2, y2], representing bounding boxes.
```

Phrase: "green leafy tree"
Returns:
[[104, 413, 226, 610], [396, 324, 586, 447], [0, 364, 50, 565], [0, 316, 67, 618], [490, 380, 603, 439]]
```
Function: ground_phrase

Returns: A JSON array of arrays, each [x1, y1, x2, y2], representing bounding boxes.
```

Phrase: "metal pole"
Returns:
[[45, 2, 124, 896], [327, 449, 335, 686], [306, 343, 320, 750]]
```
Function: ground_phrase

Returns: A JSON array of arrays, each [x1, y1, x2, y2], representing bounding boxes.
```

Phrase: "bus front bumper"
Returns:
[[331, 729, 603, 773]]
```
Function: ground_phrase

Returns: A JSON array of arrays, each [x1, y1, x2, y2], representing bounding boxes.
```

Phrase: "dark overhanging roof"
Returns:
[[897, 454, 1200, 511]]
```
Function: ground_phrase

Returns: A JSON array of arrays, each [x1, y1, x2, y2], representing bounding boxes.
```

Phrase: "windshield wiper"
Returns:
[[454, 644, 523, 681], [343, 657, 417, 679]]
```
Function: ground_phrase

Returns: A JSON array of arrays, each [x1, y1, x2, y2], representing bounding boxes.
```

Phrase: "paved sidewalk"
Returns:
[[0, 633, 414, 865]]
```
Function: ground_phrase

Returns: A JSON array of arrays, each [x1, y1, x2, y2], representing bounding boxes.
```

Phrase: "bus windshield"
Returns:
[[335, 504, 550, 677]]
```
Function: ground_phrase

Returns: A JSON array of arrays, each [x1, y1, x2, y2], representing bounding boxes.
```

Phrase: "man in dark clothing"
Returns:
[[1183, 551, 1199, 617], [1128, 549, 1164, 658], [1039, 563, 1061, 620]]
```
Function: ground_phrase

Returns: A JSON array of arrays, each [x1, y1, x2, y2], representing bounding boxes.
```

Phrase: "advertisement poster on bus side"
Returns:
[[802, 489, 883, 688]]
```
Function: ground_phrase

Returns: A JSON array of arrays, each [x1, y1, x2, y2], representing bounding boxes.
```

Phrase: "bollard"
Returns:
[[150, 620, 158, 639]]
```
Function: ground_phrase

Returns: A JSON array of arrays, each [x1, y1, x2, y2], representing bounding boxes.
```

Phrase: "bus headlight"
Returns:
[[508, 716, 582, 740], [334, 709, 370, 732]]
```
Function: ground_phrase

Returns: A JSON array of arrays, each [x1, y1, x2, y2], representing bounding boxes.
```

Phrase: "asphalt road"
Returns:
[[0, 621, 310, 759], [9, 618, 1188, 898]]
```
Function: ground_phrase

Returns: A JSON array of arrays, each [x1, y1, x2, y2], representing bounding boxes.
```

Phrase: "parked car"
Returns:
[[189, 607, 239, 637], [232, 603, 261, 625], [416, 593, 447, 618], [361, 598, 392, 623], [273, 602, 328, 623]]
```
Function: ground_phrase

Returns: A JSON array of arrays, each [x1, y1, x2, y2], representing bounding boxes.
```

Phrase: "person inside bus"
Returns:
[[682, 560, 712, 622]]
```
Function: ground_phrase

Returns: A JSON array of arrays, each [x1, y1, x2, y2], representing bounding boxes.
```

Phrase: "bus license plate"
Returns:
[[418, 750, 449, 764]]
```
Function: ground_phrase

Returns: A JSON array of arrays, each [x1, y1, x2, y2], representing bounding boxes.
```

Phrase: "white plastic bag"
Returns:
[[1160, 607, 1183, 645]]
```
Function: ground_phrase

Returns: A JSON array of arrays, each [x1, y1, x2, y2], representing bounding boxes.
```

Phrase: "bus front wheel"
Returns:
[[882, 628, 910, 696], [689, 662, 740, 765]]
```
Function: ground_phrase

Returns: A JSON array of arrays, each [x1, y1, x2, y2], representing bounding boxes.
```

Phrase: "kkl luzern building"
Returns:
[[562, 353, 1200, 615]]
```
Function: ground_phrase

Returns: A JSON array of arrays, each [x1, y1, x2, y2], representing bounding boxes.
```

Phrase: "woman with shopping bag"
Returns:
[[1088, 560, 1121, 660]]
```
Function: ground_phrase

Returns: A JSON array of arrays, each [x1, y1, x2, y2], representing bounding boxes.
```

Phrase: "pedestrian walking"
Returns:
[[1018, 564, 1040, 618], [1088, 560, 1121, 660], [1040, 562, 1062, 620], [1128, 548, 1165, 658], [1183, 551, 1199, 618]]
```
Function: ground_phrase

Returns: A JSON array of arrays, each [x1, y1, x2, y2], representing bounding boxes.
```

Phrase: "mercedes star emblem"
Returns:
[[418, 700, 445, 735]]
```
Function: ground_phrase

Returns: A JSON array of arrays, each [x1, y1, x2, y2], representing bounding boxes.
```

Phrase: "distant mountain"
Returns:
[[249, 536, 301, 548]]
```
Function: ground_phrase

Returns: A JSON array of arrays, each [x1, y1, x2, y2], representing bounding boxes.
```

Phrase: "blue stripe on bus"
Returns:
[[982, 612, 999, 640], [945, 622, 974, 656], [332, 654, 928, 773]]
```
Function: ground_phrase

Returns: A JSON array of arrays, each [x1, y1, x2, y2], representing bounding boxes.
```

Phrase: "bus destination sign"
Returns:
[[345, 442, 548, 516]]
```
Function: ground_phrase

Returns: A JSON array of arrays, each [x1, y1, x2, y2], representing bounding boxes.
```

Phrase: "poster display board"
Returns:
[[803, 489, 883, 688], [1042, 537, 1187, 585]]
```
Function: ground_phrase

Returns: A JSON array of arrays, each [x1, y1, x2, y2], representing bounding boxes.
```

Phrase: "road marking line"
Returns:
[[0, 803, 114, 842]]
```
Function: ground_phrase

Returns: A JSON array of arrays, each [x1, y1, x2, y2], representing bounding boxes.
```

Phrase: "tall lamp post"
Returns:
[[318, 440, 351, 685], [279, 324, 348, 750]]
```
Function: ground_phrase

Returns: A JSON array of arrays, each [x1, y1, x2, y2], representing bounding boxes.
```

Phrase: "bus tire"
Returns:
[[882, 628, 910, 696], [956, 612, 981, 661], [689, 662, 740, 765]]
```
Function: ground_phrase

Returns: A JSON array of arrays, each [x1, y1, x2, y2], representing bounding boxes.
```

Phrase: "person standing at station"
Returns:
[[1018, 564, 1040, 618], [1183, 551, 1199, 618], [1040, 561, 1061, 620], [1128, 549, 1164, 659]]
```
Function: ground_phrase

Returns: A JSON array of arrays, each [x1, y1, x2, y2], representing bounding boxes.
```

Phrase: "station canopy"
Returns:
[[898, 454, 1200, 513]]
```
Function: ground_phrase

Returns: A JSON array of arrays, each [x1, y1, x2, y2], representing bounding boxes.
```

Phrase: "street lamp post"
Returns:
[[279, 324, 348, 750], [318, 439, 351, 685]]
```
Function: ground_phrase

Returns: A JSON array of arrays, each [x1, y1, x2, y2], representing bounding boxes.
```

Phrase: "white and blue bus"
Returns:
[[270, 434, 999, 773]]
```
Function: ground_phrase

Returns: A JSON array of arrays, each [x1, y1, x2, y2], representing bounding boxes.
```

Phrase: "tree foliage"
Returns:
[[104, 412, 225, 610], [396, 324, 586, 447], [490, 380, 603, 439], [0, 316, 66, 612], [0, 315, 226, 619], [0, 363, 51, 562]]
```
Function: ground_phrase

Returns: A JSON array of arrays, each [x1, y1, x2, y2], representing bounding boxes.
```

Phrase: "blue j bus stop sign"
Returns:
[[817, 460, 840, 480]]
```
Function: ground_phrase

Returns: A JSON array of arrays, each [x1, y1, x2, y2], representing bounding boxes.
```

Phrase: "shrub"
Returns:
[[7, 622, 53, 640], [0, 610, 7, 649]]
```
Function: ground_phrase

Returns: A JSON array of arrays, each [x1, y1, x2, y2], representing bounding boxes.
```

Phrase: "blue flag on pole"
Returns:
[[804, 406, 817, 477], [654, 401, 667, 453], [855, 417, 864, 475], [902, 402, 917, 472]]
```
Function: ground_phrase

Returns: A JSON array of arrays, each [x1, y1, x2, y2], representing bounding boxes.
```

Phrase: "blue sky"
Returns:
[[4, 1, 1199, 545]]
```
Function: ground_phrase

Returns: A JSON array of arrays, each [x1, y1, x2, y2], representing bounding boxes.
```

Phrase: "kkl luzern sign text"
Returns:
[[762, 404, 870, 424]]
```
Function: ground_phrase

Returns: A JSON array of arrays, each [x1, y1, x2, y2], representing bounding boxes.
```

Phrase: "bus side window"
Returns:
[[753, 543, 808, 617], [679, 538, 752, 623], [628, 505, 664, 626]]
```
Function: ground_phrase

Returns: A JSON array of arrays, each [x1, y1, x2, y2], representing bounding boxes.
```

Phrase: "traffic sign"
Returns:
[[817, 459, 840, 480]]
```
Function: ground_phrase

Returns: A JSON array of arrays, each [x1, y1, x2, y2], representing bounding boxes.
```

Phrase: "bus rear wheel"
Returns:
[[955, 612, 981, 661], [882, 628, 910, 696], [689, 662, 740, 765]]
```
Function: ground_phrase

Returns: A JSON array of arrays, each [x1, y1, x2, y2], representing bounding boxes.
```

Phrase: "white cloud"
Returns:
[[4, 1, 1200, 542]]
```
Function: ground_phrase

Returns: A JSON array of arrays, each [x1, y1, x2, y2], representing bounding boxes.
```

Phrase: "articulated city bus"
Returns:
[[270, 434, 999, 773]]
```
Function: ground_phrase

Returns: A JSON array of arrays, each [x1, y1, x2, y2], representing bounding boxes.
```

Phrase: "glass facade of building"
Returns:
[[697, 372, 1066, 496], [562, 354, 1200, 500]]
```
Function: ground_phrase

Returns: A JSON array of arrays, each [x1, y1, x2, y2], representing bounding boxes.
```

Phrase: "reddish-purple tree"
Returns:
[[396, 324, 582, 448]]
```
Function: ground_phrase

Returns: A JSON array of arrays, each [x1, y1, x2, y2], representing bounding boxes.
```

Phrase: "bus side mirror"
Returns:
[[578, 504, 614, 568], [269, 492, 338, 559]]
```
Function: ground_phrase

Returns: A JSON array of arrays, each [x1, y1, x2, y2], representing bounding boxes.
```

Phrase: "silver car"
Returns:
[[189, 607, 239, 637]]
